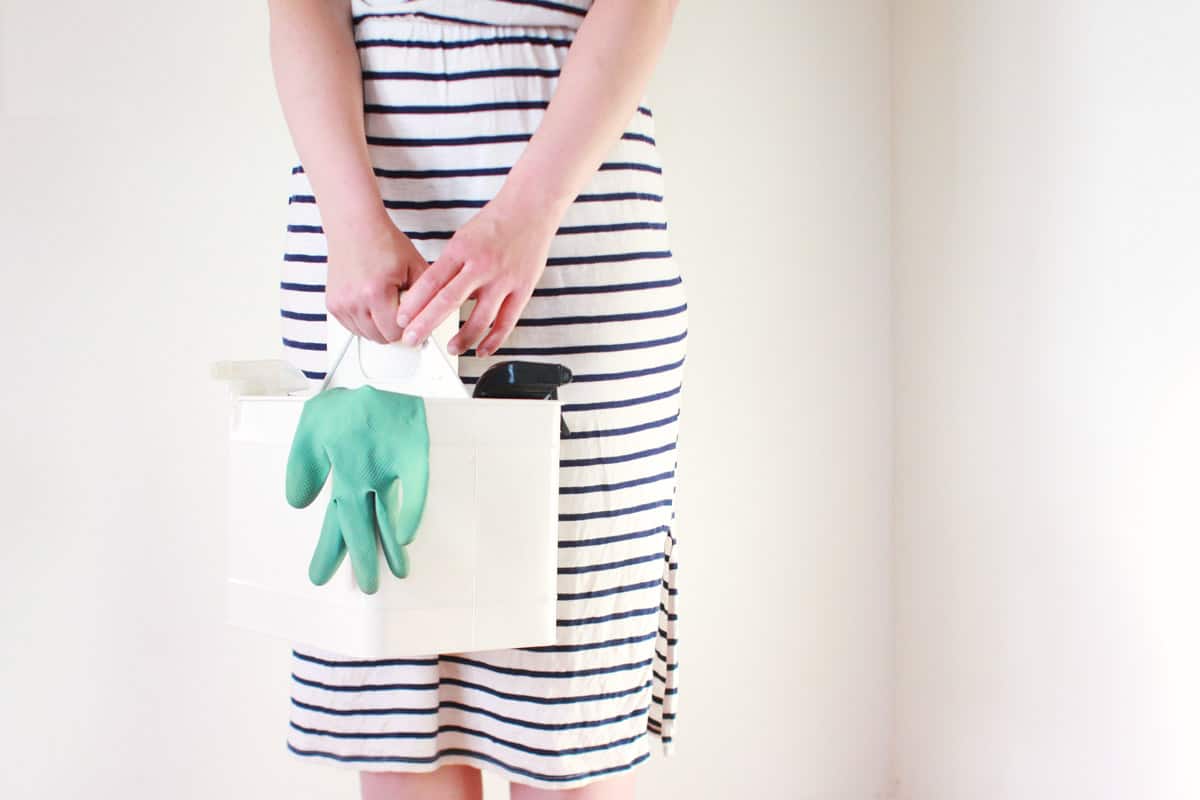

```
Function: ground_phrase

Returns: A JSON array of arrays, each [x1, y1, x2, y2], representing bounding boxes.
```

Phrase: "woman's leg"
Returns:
[[510, 771, 637, 800], [360, 765, 483, 800]]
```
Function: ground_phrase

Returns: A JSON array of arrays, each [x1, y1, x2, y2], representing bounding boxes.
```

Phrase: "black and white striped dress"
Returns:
[[277, 0, 687, 789]]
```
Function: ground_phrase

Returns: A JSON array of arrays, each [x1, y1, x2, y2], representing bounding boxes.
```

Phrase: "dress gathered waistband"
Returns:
[[351, 0, 593, 32]]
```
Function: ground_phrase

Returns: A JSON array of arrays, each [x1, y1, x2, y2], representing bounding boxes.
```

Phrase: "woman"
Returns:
[[267, 0, 686, 797]]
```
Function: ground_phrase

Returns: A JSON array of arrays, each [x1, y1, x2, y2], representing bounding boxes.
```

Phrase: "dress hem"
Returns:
[[286, 739, 658, 791]]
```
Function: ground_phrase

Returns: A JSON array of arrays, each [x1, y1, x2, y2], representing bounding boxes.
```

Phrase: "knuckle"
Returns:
[[464, 255, 495, 276], [488, 287, 511, 307], [495, 302, 518, 323]]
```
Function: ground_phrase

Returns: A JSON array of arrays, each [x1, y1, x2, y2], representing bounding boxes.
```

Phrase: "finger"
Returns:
[[373, 483, 410, 579], [369, 284, 404, 343], [352, 306, 388, 345], [408, 256, 432, 287], [449, 288, 505, 356], [401, 269, 478, 348], [336, 492, 381, 594], [308, 501, 348, 586], [475, 291, 527, 358], [285, 413, 331, 508], [327, 302, 365, 341], [396, 249, 463, 330]]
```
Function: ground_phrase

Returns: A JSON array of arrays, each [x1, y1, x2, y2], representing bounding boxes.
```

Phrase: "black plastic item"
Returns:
[[471, 360, 574, 436]]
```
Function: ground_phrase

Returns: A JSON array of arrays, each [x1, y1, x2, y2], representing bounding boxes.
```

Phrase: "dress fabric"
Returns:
[[277, 0, 687, 789]]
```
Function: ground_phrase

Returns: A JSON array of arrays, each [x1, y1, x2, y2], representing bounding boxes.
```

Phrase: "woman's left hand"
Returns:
[[395, 192, 559, 359]]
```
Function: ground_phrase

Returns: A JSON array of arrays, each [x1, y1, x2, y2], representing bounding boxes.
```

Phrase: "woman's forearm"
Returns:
[[495, 0, 681, 222], [266, 0, 392, 247]]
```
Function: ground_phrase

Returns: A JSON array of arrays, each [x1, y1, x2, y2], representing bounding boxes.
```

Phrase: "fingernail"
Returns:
[[447, 341, 462, 355], [401, 329, 417, 346], [396, 313, 409, 327]]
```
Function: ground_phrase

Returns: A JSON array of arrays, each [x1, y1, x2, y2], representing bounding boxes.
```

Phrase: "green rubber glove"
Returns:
[[285, 385, 431, 594]]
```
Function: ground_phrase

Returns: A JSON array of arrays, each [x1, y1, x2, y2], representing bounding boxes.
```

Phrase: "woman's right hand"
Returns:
[[325, 222, 428, 344]]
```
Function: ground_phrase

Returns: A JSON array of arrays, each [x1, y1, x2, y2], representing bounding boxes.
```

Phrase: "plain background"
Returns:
[[893, 2, 1200, 799], [0, 2, 893, 799]]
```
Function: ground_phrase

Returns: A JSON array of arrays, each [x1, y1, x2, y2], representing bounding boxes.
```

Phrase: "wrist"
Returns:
[[323, 203, 398, 252], [494, 166, 574, 231]]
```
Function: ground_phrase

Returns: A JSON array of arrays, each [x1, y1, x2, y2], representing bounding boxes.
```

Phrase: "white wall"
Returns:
[[0, 2, 893, 798], [644, 2, 893, 798], [893, 2, 1200, 798]]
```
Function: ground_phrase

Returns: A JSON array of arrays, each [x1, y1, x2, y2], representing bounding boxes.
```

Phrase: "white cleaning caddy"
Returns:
[[213, 319, 562, 658]]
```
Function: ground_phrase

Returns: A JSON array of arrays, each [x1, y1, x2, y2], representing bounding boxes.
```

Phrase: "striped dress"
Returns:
[[277, 0, 687, 789]]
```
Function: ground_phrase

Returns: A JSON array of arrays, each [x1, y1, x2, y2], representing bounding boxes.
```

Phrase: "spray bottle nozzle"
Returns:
[[471, 360, 574, 436]]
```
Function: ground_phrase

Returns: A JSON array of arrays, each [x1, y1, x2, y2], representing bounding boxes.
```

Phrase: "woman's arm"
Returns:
[[394, 0, 682, 358], [267, 0, 425, 344], [492, 0, 681, 235]]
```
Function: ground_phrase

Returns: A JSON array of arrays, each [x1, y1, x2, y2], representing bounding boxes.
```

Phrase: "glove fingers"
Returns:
[[392, 441, 431, 548], [336, 491, 380, 595], [374, 483, 410, 579], [285, 425, 331, 509], [308, 501, 347, 586]]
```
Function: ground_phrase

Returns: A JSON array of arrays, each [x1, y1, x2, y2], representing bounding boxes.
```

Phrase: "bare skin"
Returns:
[[360, 766, 482, 800], [358, 766, 635, 800], [266, 0, 679, 796]]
